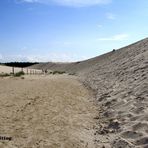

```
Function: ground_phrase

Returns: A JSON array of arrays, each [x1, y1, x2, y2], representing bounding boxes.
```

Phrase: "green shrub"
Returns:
[[14, 71, 25, 77]]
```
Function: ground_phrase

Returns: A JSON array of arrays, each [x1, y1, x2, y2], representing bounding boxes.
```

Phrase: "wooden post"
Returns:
[[12, 67, 14, 74]]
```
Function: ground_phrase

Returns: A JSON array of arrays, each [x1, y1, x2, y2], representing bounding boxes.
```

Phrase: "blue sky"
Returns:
[[0, 0, 148, 62]]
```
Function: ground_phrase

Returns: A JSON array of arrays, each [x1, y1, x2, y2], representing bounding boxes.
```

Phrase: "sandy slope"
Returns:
[[0, 75, 97, 148], [83, 38, 148, 148], [30, 38, 148, 147]]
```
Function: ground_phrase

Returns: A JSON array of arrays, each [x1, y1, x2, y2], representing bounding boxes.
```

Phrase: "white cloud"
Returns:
[[0, 55, 29, 62], [26, 53, 87, 62], [97, 34, 129, 41], [17, 0, 38, 2], [106, 13, 116, 20], [0, 53, 88, 62], [18, 0, 111, 7]]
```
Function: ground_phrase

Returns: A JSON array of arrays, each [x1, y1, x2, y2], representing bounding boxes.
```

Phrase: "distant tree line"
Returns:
[[1, 62, 39, 68]]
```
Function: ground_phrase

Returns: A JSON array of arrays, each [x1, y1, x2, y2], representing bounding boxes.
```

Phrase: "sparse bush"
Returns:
[[69, 73, 76, 75], [52, 71, 66, 75], [14, 71, 25, 77]]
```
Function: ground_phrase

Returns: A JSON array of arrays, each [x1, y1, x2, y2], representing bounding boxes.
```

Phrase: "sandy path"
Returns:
[[0, 75, 97, 148]]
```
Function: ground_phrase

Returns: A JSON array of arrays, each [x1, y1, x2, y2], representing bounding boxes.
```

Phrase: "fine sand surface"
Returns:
[[0, 75, 97, 148]]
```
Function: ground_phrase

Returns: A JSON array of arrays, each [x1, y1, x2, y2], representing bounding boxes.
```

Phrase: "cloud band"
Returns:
[[17, 0, 111, 7]]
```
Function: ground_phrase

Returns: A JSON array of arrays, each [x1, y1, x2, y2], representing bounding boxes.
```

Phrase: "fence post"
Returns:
[[12, 67, 14, 74]]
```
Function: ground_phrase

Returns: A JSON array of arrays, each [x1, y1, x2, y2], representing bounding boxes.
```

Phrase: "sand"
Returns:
[[0, 75, 97, 148], [1, 38, 148, 147], [83, 38, 148, 148], [30, 38, 148, 147], [0, 65, 22, 74], [0, 65, 42, 74]]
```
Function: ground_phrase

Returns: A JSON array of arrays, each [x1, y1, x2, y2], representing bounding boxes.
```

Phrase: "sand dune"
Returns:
[[0, 38, 147, 147], [83, 38, 148, 148], [30, 38, 148, 147]]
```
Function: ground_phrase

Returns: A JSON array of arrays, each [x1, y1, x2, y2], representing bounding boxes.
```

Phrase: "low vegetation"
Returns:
[[0, 73, 10, 77], [50, 71, 66, 75], [69, 73, 76, 75], [13, 71, 25, 77]]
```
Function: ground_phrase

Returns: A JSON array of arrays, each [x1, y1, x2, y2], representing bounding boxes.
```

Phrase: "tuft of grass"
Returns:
[[14, 71, 25, 77]]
